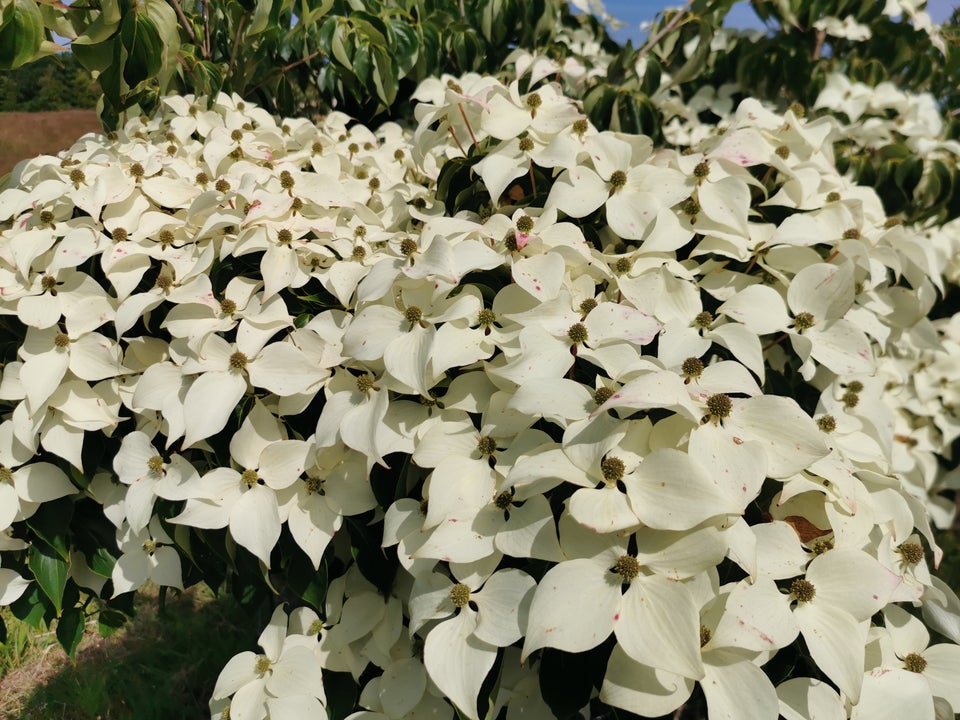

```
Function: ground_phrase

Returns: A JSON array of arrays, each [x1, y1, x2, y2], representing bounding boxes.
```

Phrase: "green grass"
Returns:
[[0, 584, 252, 720]]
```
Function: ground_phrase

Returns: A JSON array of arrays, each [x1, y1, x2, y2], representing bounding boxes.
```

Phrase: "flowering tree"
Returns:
[[1, 1, 960, 719]]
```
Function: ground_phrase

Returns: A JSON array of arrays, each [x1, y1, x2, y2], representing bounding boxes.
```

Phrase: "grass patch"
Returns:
[[0, 584, 252, 720]]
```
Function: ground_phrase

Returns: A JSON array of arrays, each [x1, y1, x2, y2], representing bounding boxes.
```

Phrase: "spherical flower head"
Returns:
[[609, 170, 627, 191], [477, 436, 497, 456], [898, 542, 924, 566], [196, 171, 210, 186], [579, 298, 598, 315], [155, 274, 173, 291], [230, 129, 244, 142], [113, 227, 129, 242], [706, 393, 733, 419], [613, 256, 632, 275], [158, 229, 175, 247], [572, 118, 589, 137], [525, 92, 542, 115], [242, 469, 260, 489], [567, 323, 589, 345], [494, 491, 513, 510], [593, 386, 614, 405], [220, 298, 237, 315], [368, 177, 381, 191], [601, 456, 625, 484], [793, 311, 816, 331], [305, 476, 324, 495], [775, 145, 790, 159], [279, 170, 295, 190], [351, 246, 367, 261], [308, 619, 324, 635], [682, 197, 700, 216], [516, 215, 535, 234], [699, 625, 712, 647], [790, 578, 816, 603], [903, 652, 927, 673], [826, 191, 841, 202], [693, 310, 713, 330], [41, 275, 57, 293], [130, 162, 145, 179], [477, 308, 496, 328], [504, 231, 519, 252], [518, 136, 534, 153], [255, 654, 272, 676], [789, 101, 806, 117], [693, 160, 710, 179], [817, 415, 837, 433], [842, 228, 861, 240], [142, 539, 158, 555], [405, 306, 423, 325], [356, 374, 376, 393], [613, 555, 640, 583], [447, 79, 464, 93], [215, 178, 231, 193], [841, 390, 859, 408], [846, 380, 864, 393], [69, 168, 85, 186], [291, 197, 303, 212], [812, 538, 833, 555], [39, 209, 55, 225], [277, 229, 293, 245], [450, 583, 471, 608], [54, 332, 70, 349], [681, 356, 704, 380], [229, 351, 248, 370], [0, 465, 13, 483]]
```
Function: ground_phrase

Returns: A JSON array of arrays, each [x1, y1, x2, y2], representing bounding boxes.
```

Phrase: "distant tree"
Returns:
[[0, 53, 98, 112]]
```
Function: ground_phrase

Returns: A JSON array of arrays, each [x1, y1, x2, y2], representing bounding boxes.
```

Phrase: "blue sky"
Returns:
[[602, 0, 958, 44]]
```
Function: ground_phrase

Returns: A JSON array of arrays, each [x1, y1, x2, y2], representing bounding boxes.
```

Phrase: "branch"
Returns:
[[228, 14, 247, 81], [247, 50, 324, 95], [202, 0, 211, 60], [812, 29, 827, 60], [168, 0, 199, 48], [638, 0, 695, 57]]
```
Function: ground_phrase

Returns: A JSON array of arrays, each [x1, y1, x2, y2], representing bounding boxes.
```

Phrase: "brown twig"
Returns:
[[457, 103, 479, 149], [448, 126, 468, 157], [528, 162, 537, 197], [202, 0, 211, 59], [168, 0, 200, 49], [812, 29, 827, 60], [638, 0, 695, 56], [247, 50, 323, 95], [762, 332, 789, 352], [228, 15, 247, 81]]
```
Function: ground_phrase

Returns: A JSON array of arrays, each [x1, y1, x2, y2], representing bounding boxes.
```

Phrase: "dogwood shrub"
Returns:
[[1, 59, 960, 720]]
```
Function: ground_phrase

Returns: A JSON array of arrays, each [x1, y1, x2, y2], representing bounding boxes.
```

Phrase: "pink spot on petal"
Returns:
[[613, 613, 620, 622]]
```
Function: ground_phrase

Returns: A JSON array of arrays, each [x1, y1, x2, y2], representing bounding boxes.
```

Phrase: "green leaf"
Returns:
[[388, 18, 419, 78], [25, 496, 74, 562], [28, 543, 70, 616], [895, 155, 923, 197], [56, 607, 86, 660], [371, 45, 398, 109], [286, 554, 328, 610], [120, 9, 164, 88], [10, 584, 48, 629], [0, 0, 45, 69], [87, 547, 117, 578], [98, 608, 129, 637]]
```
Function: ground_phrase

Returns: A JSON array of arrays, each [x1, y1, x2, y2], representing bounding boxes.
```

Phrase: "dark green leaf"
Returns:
[[28, 543, 69, 616], [26, 496, 74, 562], [0, 0, 44, 69], [56, 607, 86, 660], [286, 554, 328, 610], [120, 9, 163, 88]]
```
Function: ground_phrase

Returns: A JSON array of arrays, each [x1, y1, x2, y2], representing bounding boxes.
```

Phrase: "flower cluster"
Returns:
[[1, 66, 958, 720]]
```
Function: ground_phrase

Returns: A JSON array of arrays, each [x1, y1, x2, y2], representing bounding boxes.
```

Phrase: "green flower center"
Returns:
[[812, 539, 833, 555], [775, 145, 790, 159], [593, 386, 614, 405], [903, 652, 927, 673], [567, 323, 589, 345], [841, 390, 860, 409], [450, 583, 471, 608], [142, 539, 158, 555], [613, 555, 640, 582], [572, 118, 589, 136], [518, 137, 535, 152], [793, 312, 815, 331], [351, 246, 367, 261], [356, 374, 376, 393], [69, 168, 85, 185], [39, 210, 55, 224], [790, 578, 816, 603], [898, 542, 924, 565], [195, 171, 210, 186], [400, 238, 418, 257], [158, 229, 175, 246], [255, 655, 272, 676], [308, 619, 324, 635], [681, 357, 704, 380], [706, 393, 733, 419], [579, 298, 598, 315], [525, 93, 542, 112], [220, 298, 237, 315], [304, 476, 324, 495], [0, 465, 13, 483], [477, 308, 496, 327], [699, 625, 712, 647], [493, 491, 513, 510], [477, 436, 497, 456], [601, 456, 625, 483], [826, 191, 841, 202], [229, 351, 248, 370], [613, 256, 632, 274], [816, 415, 837, 433], [241, 469, 260, 489], [54, 332, 70, 348], [147, 455, 165, 475], [693, 311, 713, 330]]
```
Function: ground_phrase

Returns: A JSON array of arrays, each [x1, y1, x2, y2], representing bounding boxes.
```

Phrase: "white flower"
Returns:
[[111, 517, 183, 596]]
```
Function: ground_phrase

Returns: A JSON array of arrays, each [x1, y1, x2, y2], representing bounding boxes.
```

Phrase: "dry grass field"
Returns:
[[0, 109, 101, 178]]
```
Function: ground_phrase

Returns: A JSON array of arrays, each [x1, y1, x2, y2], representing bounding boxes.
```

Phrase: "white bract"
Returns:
[[0, 25, 958, 720]]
